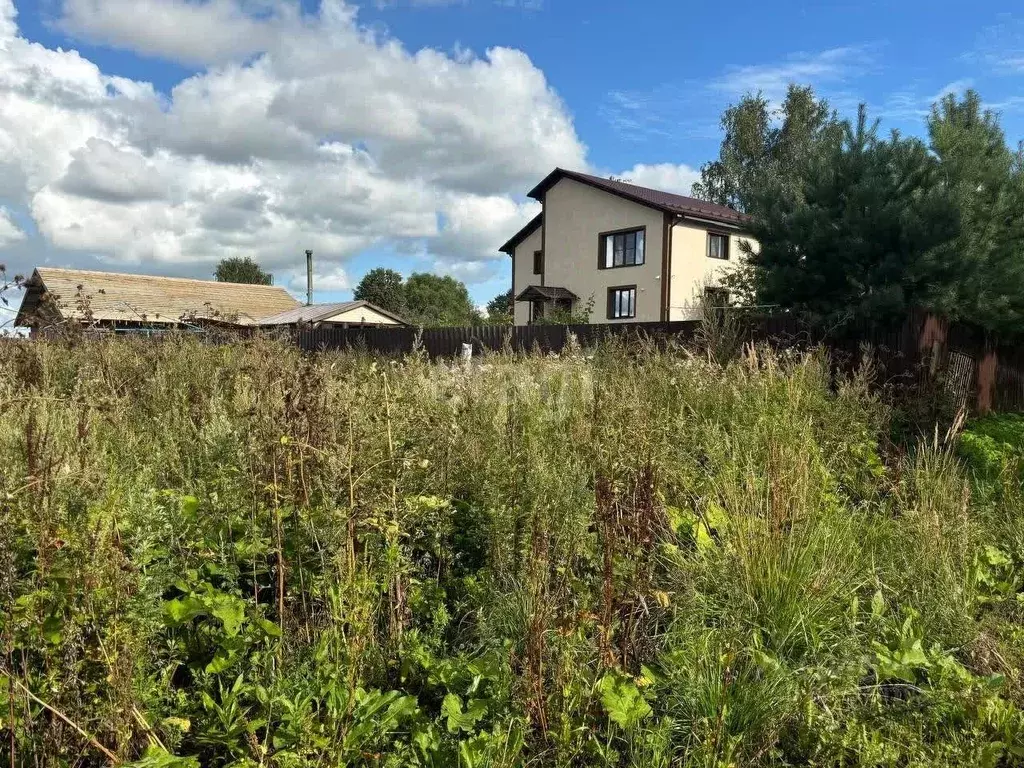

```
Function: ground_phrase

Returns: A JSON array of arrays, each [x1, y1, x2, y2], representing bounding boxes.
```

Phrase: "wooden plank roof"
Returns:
[[15, 267, 300, 327]]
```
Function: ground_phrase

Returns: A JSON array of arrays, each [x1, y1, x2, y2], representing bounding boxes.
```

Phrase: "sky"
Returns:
[[0, 0, 1023, 320]]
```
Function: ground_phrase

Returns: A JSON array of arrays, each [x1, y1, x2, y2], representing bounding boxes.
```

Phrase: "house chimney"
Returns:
[[305, 249, 313, 306]]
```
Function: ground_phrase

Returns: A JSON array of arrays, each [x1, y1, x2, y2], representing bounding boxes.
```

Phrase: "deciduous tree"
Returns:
[[214, 257, 272, 285], [353, 268, 408, 317], [692, 85, 842, 216], [485, 289, 513, 324], [404, 273, 478, 327]]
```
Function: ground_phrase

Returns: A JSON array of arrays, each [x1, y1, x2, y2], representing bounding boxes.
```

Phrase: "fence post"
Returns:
[[977, 347, 998, 415], [918, 312, 947, 378]]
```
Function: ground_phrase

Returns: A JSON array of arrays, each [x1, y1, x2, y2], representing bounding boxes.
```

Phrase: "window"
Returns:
[[704, 287, 730, 307], [607, 286, 637, 319], [707, 232, 729, 260], [600, 228, 645, 269], [533, 250, 544, 274]]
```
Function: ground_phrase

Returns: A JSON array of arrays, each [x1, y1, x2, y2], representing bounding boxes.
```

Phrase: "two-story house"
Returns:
[[500, 168, 757, 325]]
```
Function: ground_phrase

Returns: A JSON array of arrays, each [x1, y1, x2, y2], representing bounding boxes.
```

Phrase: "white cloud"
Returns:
[[287, 265, 351, 294], [0, 0, 16, 39], [59, 138, 168, 202], [600, 84, 720, 144], [0, 206, 25, 248], [970, 17, 1024, 74], [58, 0, 306, 66], [0, 0, 588, 285], [711, 45, 879, 102], [615, 163, 699, 195], [432, 194, 540, 262], [375, 0, 541, 9], [869, 79, 1024, 127], [601, 44, 880, 145]]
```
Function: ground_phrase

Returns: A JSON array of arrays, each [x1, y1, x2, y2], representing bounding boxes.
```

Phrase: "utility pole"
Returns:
[[305, 249, 313, 306]]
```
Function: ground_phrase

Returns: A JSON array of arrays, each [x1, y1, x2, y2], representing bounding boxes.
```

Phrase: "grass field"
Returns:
[[1, 336, 1023, 766]]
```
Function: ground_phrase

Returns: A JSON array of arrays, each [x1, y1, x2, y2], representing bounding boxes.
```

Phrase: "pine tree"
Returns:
[[747, 106, 960, 330], [928, 90, 1024, 333]]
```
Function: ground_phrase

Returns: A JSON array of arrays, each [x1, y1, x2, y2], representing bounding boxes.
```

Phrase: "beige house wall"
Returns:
[[506, 176, 760, 325], [324, 305, 403, 326], [540, 178, 664, 323], [512, 225, 543, 326], [667, 222, 757, 320]]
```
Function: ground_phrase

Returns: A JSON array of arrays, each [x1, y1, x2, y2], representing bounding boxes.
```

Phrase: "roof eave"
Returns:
[[499, 213, 543, 256], [333, 301, 407, 326], [526, 168, 569, 201], [13, 270, 45, 327], [358, 302, 408, 325], [530, 168, 754, 230], [674, 212, 752, 231], [529, 168, 678, 217]]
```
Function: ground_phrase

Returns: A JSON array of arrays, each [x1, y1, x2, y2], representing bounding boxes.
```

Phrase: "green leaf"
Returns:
[[205, 647, 236, 674], [122, 745, 200, 768], [898, 639, 929, 668], [255, 617, 282, 638], [210, 597, 245, 637], [983, 545, 1012, 567], [597, 673, 652, 730], [164, 597, 204, 625], [441, 693, 487, 733], [870, 589, 885, 618], [42, 615, 62, 645], [180, 496, 200, 517]]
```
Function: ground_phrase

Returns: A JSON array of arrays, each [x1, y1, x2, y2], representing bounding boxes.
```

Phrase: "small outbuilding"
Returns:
[[258, 301, 407, 329], [15, 267, 300, 336]]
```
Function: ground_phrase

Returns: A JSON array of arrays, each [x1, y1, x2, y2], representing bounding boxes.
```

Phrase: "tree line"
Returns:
[[353, 268, 512, 327], [695, 86, 1024, 335], [213, 258, 513, 327], [218, 86, 1024, 335]]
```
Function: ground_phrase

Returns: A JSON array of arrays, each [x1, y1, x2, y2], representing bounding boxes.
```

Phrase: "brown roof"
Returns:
[[15, 267, 300, 327], [527, 168, 750, 227], [515, 285, 578, 302]]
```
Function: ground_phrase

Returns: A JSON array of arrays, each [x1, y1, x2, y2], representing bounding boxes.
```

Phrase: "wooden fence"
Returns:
[[293, 310, 1024, 414]]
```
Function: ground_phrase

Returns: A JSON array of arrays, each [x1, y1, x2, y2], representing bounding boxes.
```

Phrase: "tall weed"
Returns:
[[0, 336, 1021, 766]]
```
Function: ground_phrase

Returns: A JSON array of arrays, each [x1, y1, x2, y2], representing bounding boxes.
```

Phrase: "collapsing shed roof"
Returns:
[[15, 267, 300, 327]]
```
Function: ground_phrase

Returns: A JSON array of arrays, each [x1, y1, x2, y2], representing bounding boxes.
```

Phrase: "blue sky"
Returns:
[[0, 0, 1023, 319]]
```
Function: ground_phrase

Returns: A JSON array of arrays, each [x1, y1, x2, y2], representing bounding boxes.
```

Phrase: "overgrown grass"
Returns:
[[1, 336, 1023, 767]]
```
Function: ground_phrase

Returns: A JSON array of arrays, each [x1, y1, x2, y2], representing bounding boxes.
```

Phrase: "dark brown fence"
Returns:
[[293, 310, 1024, 414], [294, 320, 710, 358]]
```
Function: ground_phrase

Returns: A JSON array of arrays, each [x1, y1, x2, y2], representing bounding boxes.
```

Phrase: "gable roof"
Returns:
[[515, 285, 578, 302], [14, 267, 300, 327], [499, 213, 543, 256], [527, 168, 751, 228], [259, 301, 407, 326]]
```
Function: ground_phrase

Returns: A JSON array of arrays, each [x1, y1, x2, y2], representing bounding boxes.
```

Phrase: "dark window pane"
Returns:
[[604, 229, 644, 269], [608, 287, 636, 319], [708, 234, 728, 259]]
